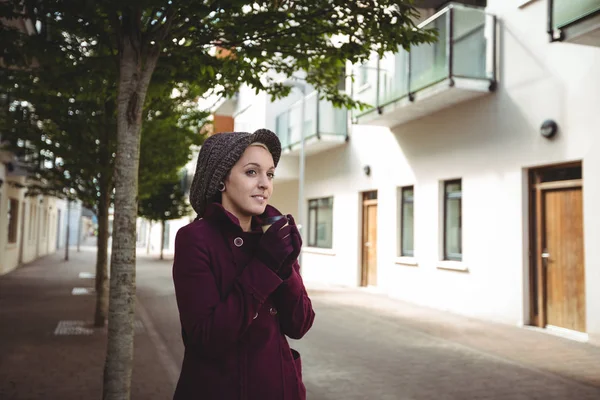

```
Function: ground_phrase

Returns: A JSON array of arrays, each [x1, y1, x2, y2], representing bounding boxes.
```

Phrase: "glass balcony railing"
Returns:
[[352, 4, 496, 118], [553, 0, 600, 30], [275, 91, 348, 149]]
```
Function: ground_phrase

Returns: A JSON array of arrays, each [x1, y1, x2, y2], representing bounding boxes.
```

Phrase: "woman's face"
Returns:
[[221, 144, 275, 220]]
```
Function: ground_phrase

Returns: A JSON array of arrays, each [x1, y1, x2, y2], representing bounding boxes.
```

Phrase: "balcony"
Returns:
[[275, 91, 348, 156], [352, 4, 497, 128], [550, 0, 600, 46]]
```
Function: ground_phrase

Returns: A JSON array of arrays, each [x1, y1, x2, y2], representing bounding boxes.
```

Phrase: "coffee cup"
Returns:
[[261, 215, 288, 233]]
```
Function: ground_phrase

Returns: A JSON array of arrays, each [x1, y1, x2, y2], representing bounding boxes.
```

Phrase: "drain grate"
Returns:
[[71, 287, 95, 295], [78, 272, 95, 279], [54, 320, 94, 336], [54, 320, 145, 336]]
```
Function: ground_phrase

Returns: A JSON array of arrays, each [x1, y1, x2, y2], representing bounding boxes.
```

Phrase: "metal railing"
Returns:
[[275, 91, 348, 150], [352, 4, 497, 119], [552, 0, 600, 30]]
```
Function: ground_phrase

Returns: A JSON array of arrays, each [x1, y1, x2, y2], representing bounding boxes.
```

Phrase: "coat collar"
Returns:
[[203, 202, 284, 232]]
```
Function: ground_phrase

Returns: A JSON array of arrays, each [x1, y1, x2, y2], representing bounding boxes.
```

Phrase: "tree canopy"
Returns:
[[1, 1, 437, 398]]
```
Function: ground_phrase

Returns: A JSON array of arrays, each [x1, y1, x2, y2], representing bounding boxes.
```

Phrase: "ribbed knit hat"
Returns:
[[189, 129, 282, 218]]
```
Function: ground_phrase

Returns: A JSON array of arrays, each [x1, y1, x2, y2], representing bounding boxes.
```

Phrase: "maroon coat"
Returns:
[[172, 203, 315, 400]]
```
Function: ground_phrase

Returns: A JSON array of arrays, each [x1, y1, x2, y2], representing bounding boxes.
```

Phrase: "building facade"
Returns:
[[209, 0, 600, 345], [0, 157, 69, 275]]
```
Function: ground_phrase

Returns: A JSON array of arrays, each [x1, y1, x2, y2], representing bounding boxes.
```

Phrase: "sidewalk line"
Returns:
[[136, 298, 179, 392]]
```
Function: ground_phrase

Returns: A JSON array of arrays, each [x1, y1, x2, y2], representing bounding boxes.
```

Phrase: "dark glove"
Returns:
[[256, 216, 295, 272], [277, 215, 302, 279]]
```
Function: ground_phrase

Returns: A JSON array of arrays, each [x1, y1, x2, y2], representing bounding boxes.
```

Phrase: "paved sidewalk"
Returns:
[[295, 284, 600, 399], [0, 244, 174, 400], [2, 243, 600, 400], [304, 283, 600, 387]]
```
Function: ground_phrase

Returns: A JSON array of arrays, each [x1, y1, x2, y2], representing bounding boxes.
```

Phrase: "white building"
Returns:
[[208, 0, 600, 345], [0, 155, 69, 275]]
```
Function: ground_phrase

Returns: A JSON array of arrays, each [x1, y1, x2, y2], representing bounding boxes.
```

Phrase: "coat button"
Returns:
[[269, 307, 277, 316], [234, 237, 244, 247]]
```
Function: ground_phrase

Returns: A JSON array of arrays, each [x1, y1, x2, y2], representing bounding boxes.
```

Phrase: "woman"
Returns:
[[172, 129, 315, 400]]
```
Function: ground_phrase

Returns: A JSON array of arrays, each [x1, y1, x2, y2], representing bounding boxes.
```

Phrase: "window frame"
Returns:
[[8, 198, 19, 244], [307, 196, 334, 249], [399, 186, 415, 257], [443, 179, 463, 261]]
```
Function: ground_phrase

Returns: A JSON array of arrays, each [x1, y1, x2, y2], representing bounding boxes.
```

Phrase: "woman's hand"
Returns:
[[283, 214, 302, 265], [257, 216, 295, 272]]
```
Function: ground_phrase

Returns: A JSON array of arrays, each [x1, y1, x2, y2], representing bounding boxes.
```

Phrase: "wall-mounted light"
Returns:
[[363, 165, 371, 176], [540, 119, 558, 139]]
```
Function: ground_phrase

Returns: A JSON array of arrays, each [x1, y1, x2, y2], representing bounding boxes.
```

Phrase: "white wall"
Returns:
[[0, 173, 66, 275], [229, 0, 600, 342], [54, 198, 67, 250], [234, 86, 268, 133], [270, 180, 299, 217], [0, 175, 26, 274], [20, 195, 65, 264], [269, 0, 600, 330]]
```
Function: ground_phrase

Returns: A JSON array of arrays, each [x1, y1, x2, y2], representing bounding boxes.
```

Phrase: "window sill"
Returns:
[[437, 261, 468, 272], [395, 256, 418, 266], [6, 244, 18, 249], [303, 247, 336, 256]]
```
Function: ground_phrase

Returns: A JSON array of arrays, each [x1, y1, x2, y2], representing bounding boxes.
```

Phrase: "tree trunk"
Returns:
[[160, 220, 165, 260], [94, 174, 111, 327], [103, 23, 160, 400]]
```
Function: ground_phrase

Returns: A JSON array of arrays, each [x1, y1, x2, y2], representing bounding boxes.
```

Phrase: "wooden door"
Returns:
[[361, 192, 378, 286], [530, 163, 586, 333], [543, 187, 586, 332]]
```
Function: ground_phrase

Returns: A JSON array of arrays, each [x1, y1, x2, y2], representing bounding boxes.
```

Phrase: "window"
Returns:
[[307, 197, 333, 248], [8, 198, 19, 244], [444, 180, 462, 261], [399, 186, 414, 257]]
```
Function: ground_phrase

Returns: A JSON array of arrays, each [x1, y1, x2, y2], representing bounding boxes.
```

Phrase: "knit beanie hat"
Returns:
[[189, 129, 282, 218]]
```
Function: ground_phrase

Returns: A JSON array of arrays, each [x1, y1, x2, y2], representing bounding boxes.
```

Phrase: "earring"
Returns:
[[217, 182, 226, 192]]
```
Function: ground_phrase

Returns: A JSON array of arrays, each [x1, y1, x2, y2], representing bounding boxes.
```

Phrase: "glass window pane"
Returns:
[[317, 199, 333, 248], [400, 187, 414, 257], [452, 7, 487, 79], [411, 11, 448, 92], [308, 197, 333, 249], [444, 180, 462, 260], [402, 201, 414, 256], [308, 208, 317, 247]]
